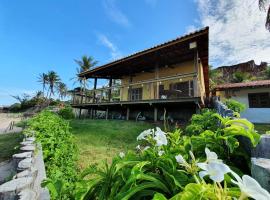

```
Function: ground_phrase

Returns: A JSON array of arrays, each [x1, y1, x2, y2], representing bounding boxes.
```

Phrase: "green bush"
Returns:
[[58, 106, 75, 119], [185, 109, 219, 135], [225, 99, 246, 113], [24, 111, 78, 199]]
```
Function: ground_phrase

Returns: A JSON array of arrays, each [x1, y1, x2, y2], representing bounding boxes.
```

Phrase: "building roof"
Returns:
[[215, 80, 270, 90], [79, 26, 209, 95]]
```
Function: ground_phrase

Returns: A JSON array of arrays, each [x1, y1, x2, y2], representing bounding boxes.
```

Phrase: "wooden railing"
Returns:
[[72, 73, 200, 105]]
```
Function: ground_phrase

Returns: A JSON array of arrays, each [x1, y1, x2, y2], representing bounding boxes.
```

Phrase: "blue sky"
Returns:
[[0, 0, 269, 105]]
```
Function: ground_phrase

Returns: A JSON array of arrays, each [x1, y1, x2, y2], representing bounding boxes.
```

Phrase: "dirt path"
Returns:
[[0, 113, 22, 134]]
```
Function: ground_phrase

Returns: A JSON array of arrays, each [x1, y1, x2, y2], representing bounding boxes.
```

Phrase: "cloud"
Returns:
[[192, 0, 270, 66], [103, 0, 131, 27], [97, 34, 122, 60], [185, 25, 197, 34]]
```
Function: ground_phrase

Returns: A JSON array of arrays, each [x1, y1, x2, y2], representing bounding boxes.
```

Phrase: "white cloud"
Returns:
[[185, 25, 197, 34], [97, 34, 122, 60], [103, 0, 131, 27], [192, 0, 270, 66]]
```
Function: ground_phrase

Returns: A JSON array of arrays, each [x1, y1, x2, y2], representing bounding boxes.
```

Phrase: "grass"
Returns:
[[0, 133, 23, 162], [70, 119, 154, 170], [254, 123, 270, 135]]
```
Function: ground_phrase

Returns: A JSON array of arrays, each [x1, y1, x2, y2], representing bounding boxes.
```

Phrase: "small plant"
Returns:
[[58, 105, 75, 119], [225, 99, 246, 113]]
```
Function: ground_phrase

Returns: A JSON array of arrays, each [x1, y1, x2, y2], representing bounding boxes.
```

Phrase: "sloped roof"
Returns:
[[215, 80, 270, 90]]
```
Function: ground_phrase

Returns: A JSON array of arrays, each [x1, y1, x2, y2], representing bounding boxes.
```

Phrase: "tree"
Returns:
[[37, 73, 48, 97], [74, 55, 98, 92], [47, 71, 61, 99], [57, 82, 68, 100], [259, 0, 270, 31]]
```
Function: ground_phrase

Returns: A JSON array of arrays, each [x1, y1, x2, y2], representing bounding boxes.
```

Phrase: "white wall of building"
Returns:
[[219, 87, 270, 123]]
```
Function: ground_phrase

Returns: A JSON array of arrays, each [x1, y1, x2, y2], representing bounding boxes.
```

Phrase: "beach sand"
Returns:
[[0, 113, 22, 134]]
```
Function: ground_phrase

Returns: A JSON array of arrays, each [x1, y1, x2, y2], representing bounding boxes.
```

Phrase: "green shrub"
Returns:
[[24, 111, 78, 199], [185, 109, 219, 135], [225, 99, 246, 113], [58, 106, 75, 119]]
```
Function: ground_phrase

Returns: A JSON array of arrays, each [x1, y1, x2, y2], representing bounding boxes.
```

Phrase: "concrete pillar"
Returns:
[[154, 107, 158, 122], [126, 107, 130, 120]]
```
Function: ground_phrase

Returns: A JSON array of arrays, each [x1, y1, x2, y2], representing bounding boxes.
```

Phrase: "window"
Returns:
[[129, 88, 142, 101], [248, 93, 270, 108]]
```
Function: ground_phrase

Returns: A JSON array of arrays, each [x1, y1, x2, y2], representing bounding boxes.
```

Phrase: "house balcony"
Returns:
[[71, 72, 204, 108]]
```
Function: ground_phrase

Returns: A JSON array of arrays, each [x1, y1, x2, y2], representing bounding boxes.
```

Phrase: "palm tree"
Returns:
[[74, 55, 98, 92], [259, 0, 270, 31], [57, 82, 68, 100], [37, 73, 48, 97], [47, 71, 61, 99]]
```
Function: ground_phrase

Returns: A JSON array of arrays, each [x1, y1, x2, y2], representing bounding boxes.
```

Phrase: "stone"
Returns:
[[251, 157, 270, 192], [13, 152, 32, 159], [252, 135, 270, 159], [17, 158, 33, 171], [0, 177, 33, 193], [25, 137, 35, 142], [20, 141, 34, 146], [17, 189, 37, 200], [13, 167, 38, 179], [20, 145, 36, 152]]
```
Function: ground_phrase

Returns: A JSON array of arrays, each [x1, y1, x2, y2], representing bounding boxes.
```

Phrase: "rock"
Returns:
[[17, 189, 37, 200], [251, 157, 270, 192], [0, 177, 33, 192], [17, 158, 33, 171], [20, 141, 34, 146], [25, 137, 35, 142], [252, 135, 270, 159], [13, 167, 38, 179], [20, 145, 35, 152], [13, 152, 32, 159]]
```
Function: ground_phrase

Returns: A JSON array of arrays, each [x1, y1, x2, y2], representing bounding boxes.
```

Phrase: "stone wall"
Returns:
[[0, 136, 50, 200]]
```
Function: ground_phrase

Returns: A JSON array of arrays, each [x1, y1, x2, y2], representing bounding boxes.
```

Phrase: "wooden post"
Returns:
[[108, 77, 113, 102], [90, 108, 93, 119], [154, 107, 158, 122], [72, 91, 75, 104], [106, 107, 109, 120], [93, 77, 97, 103], [126, 107, 130, 120]]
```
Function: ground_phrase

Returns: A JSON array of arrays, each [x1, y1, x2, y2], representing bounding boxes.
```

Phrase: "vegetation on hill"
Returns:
[[209, 64, 270, 89]]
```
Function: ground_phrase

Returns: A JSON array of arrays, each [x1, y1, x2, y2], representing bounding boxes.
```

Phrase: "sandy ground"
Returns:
[[0, 113, 22, 134]]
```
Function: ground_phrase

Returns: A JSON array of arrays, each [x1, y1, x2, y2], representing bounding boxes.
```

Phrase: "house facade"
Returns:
[[214, 80, 270, 123], [71, 27, 209, 122]]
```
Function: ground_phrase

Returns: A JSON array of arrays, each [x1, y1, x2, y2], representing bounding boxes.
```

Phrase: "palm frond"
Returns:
[[266, 6, 270, 31]]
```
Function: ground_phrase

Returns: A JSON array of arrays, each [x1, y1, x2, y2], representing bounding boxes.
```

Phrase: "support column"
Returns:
[[108, 77, 113, 102], [126, 107, 130, 120], [105, 107, 109, 120], [90, 108, 93, 119], [155, 63, 159, 99], [79, 108, 82, 119], [193, 50, 199, 97], [154, 107, 158, 122], [93, 77, 97, 103]]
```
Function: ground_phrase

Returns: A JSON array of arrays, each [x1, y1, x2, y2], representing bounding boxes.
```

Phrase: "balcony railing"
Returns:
[[71, 73, 199, 105]]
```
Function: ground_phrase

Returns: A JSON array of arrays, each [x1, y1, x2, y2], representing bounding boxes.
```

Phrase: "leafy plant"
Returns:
[[185, 109, 219, 136], [24, 111, 78, 199], [225, 99, 246, 113], [58, 105, 75, 119], [74, 113, 263, 199]]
